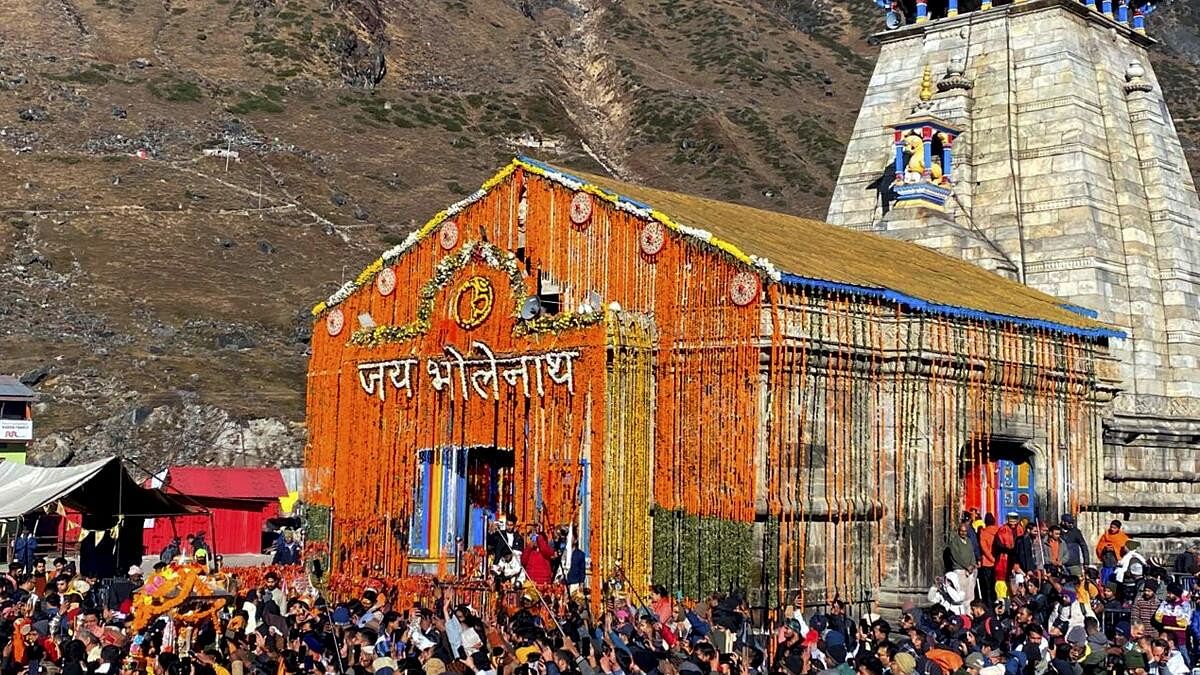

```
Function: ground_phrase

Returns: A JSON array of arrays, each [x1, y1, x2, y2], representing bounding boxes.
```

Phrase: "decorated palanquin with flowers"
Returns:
[[305, 157, 1123, 609], [132, 562, 231, 631]]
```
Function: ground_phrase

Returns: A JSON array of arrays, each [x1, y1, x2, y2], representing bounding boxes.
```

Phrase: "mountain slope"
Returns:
[[1, 0, 1196, 470]]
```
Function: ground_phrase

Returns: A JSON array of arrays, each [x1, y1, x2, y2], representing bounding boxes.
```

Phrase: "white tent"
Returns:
[[0, 456, 193, 519], [0, 457, 113, 519]]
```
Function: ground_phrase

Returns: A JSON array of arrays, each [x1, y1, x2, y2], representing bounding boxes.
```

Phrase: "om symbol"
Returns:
[[452, 276, 495, 330]]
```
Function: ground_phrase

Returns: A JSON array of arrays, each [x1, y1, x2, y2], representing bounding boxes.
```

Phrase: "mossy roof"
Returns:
[[315, 156, 1120, 340], [524, 158, 1119, 340]]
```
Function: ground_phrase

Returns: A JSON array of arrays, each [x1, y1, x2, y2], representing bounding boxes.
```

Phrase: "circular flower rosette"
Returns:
[[326, 308, 345, 336], [639, 221, 665, 257], [569, 192, 593, 229], [375, 267, 396, 296], [439, 220, 460, 250], [729, 272, 760, 306]]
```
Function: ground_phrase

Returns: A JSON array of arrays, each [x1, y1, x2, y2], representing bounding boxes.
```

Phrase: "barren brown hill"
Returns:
[[1, 0, 1196, 470]]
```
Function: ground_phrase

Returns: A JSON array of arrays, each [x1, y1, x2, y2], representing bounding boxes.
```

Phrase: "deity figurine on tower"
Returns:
[[900, 133, 945, 184], [887, 67, 961, 211]]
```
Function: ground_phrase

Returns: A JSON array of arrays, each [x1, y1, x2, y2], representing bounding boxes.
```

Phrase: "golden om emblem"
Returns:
[[452, 276, 495, 330]]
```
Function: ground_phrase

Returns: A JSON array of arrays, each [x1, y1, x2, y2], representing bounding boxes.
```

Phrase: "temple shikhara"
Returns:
[[304, 157, 1120, 609], [830, 0, 1200, 552], [303, 0, 1198, 609]]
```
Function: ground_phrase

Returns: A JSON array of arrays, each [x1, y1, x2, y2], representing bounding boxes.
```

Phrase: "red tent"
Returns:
[[143, 467, 288, 555]]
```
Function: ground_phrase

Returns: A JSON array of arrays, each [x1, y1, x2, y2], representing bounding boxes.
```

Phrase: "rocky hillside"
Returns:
[[1, 0, 1197, 472]]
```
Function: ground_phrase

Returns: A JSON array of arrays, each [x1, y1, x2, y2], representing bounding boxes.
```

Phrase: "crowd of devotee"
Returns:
[[1, 513, 1199, 675]]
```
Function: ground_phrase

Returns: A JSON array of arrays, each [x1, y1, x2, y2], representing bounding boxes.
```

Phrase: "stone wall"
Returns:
[[757, 294, 1114, 610]]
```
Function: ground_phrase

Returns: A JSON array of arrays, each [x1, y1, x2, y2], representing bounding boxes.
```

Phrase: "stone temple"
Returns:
[[829, 0, 1200, 550]]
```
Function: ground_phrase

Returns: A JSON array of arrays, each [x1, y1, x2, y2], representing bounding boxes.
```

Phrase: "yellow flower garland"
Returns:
[[312, 158, 769, 318]]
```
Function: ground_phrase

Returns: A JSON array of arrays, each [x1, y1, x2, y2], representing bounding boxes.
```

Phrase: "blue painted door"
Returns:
[[995, 458, 1036, 521]]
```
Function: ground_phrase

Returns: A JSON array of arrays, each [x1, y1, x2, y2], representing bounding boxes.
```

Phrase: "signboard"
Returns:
[[0, 419, 32, 441], [357, 341, 579, 402]]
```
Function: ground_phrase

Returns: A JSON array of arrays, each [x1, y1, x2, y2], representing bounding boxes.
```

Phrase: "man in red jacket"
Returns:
[[521, 529, 556, 585], [994, 513, 1024, 598]]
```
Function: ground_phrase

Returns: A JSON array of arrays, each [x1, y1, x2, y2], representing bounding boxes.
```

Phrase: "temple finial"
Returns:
[[919, 65, 934, 102]]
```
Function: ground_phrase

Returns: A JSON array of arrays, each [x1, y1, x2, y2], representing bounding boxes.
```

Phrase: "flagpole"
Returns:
[[117, 459, 124, 576]]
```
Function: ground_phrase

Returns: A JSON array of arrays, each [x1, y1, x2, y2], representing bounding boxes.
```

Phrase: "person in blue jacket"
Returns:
[[13, 528, 37, 574]]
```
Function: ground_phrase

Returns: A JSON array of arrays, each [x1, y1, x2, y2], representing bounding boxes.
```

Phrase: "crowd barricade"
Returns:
[[223, 565, 572, 620], [1171, 572, 1198, 595], [224, 564, 313, 594], [321, 573, 575, 620], [1101, 607, 1131, 633]]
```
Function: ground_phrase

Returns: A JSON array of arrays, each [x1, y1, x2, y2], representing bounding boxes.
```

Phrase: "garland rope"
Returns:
[[304, 163, 1111, 607]]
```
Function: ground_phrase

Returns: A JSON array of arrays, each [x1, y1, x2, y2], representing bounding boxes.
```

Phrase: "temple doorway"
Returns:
[[963, 441, 1037, 521], [465, 447, 515, 548], [409, 446, 515, 563]]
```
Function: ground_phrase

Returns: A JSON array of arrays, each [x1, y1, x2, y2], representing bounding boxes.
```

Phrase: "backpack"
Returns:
[[926, 648, 965, 674], [1188, 607, 1200, 642]]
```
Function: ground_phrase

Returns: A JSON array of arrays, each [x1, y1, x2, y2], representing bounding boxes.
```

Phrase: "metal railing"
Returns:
[[1097, 571, 1199, 633]]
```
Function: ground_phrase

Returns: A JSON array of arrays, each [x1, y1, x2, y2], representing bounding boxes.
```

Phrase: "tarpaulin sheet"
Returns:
[[0, 456, 194, 518], [0, 457, 112, 519]]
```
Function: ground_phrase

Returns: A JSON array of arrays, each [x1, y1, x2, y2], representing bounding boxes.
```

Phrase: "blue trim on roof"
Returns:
[[896, 119, 961, 136], [1060, 304, 1100, 320], [520, 155, 571, 176], [780, 273, 1125, 340], [517, 156, 1124, 342]]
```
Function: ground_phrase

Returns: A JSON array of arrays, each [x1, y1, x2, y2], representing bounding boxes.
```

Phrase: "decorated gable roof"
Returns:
[[314, 157, 1121, 340]]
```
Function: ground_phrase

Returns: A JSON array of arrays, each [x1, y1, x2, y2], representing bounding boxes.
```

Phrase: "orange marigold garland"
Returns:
[[131, 562, 207, 631], [303, 161, 1108, 609]]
